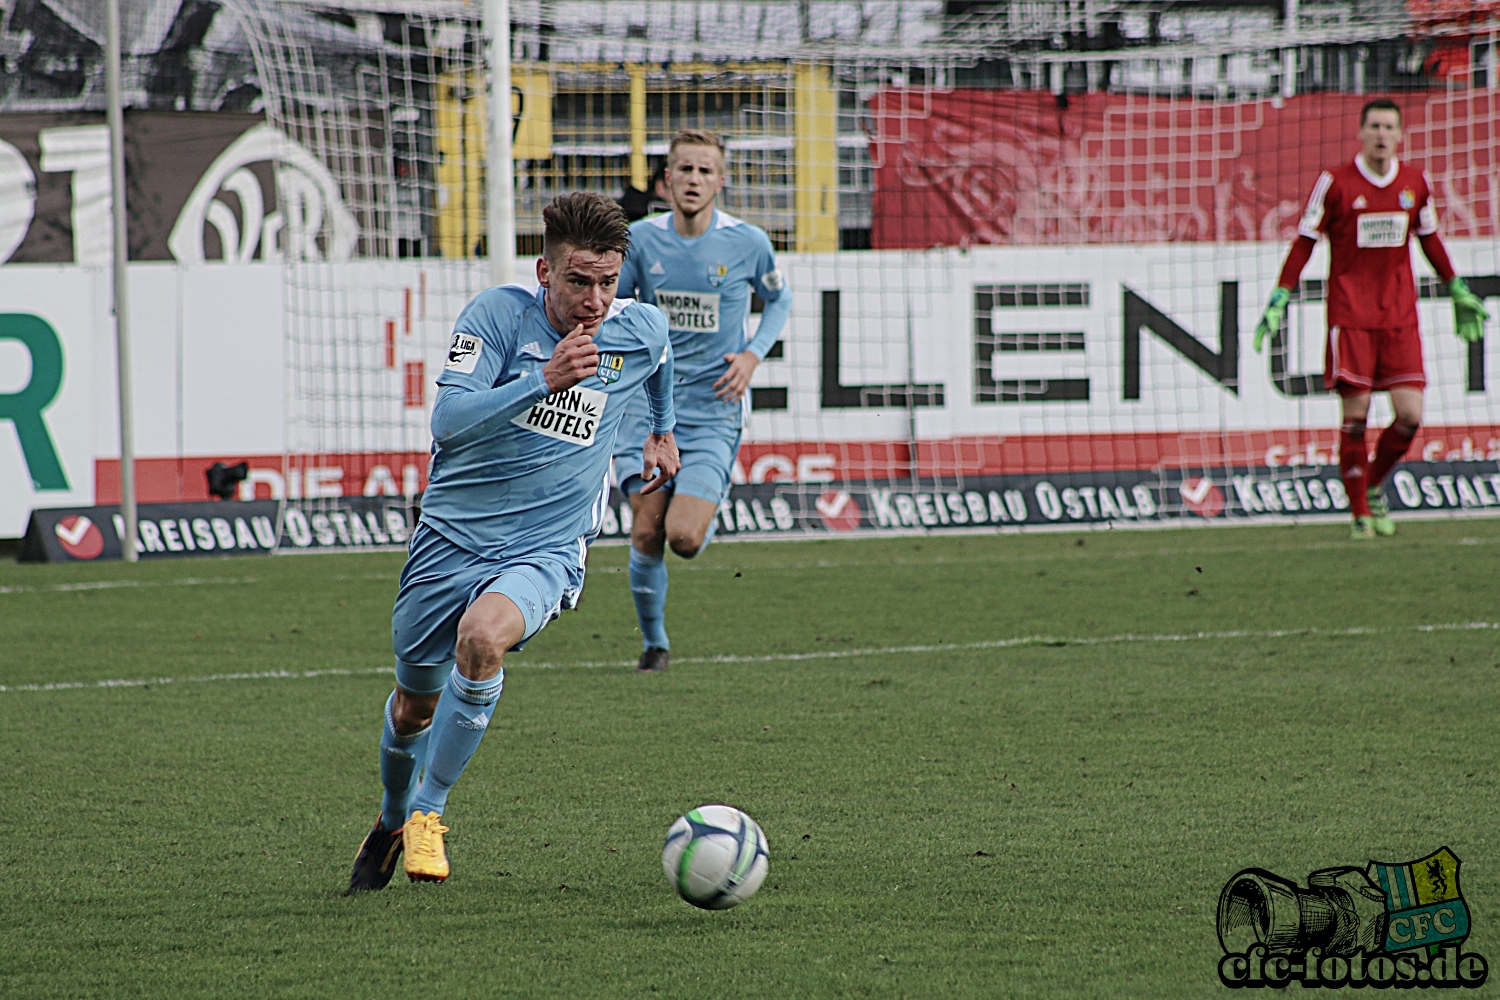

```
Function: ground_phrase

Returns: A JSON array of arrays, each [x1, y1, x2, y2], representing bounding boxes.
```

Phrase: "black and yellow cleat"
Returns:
[[403, 810, 450, 882], [345, 815, 404, 895], [635, 647, 669, 673], [1350, 516, 1376, 541], [1366, 487, 1396, 536]]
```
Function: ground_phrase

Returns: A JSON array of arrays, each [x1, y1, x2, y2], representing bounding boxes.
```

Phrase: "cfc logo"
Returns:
[[1217, 847, 1489, 989], [598, 354, 625, 385], [707, 261, 728, 287]]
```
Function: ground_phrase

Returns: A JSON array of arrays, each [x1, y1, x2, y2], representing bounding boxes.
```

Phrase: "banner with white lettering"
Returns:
[[591, 460, 1500, 539], [20, 501, 280, 562], [277, 498, 415, 552]]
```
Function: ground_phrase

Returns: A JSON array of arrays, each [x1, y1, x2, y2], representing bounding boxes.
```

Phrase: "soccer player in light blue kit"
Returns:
[[613, 129, 792, 673], [346, 193, 680, 891]]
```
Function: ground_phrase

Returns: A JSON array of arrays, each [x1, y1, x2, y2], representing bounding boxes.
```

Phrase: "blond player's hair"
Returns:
[[666, 128, 726, 168]]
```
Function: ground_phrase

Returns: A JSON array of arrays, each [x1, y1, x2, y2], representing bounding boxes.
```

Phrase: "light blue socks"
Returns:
[[407, 666, 505, 818], [629, 547, 670, 650], [379, 691, 430, 831]]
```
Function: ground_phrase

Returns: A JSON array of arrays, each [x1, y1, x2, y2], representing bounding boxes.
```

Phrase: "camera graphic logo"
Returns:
[[1217, 847, 1489, 989]]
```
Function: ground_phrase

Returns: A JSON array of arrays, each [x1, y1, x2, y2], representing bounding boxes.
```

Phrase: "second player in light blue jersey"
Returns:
[[612, 129, 793, 673], [346, 193, 680, 892]]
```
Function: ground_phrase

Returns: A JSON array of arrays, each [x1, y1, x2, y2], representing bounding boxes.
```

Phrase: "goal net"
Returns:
[[221, 0, 1500, 540]]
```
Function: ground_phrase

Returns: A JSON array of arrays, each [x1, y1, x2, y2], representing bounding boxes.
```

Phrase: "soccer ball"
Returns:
[[661, 804, 769, 909]]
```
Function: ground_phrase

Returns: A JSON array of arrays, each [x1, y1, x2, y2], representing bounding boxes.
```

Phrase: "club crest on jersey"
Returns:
[[707, 261, 728, 287], [1399, 188, 1416, 210], [597, 353, 625, 384]]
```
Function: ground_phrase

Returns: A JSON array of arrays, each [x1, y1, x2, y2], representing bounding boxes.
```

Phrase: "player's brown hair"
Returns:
[[1360, 98, 1402, 125], [667, 128, 727, 167], [542, 192, 631, 262]]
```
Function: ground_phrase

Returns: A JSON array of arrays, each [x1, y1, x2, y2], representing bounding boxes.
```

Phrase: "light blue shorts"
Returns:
[[390, 522, 585, 694], [618, 423, 742, 504]]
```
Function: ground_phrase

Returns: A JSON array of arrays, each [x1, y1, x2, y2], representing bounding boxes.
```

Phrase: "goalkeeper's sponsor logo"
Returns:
[[512, 386, 607, 446], [1356, 211, 1408, 248], [445, 332, 483, 373], [656, 290, 720, 332]]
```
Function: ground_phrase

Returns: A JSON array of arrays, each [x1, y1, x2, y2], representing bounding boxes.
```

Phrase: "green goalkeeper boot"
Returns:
[[1366, 487, 1396, 537], [1350, 516, 1376, 541]]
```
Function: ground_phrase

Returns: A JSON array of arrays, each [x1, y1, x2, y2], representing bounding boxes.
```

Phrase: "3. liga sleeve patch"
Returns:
[[445, 332, 483, 373], [761, 269, 784, 291]]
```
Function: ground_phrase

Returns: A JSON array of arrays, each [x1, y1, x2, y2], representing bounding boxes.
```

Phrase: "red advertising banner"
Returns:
[[869, 90, 1500, 249]]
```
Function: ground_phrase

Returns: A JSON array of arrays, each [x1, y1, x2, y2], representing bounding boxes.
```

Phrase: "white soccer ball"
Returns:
[[661, 804, 769, 909]]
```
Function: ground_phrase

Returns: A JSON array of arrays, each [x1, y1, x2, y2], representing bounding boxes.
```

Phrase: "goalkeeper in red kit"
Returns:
[[1253, 98, 1490, 540]]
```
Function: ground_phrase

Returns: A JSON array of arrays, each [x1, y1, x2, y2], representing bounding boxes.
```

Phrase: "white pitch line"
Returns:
[[0, 666, 392, 693], [0, 576, 258, 595], [3, 621, 1495, 693], [513, 620, 1500, 669]]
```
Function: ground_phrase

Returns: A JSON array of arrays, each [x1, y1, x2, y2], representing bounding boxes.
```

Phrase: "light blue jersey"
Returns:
[[420, 284, 674, 557], [617, 209, 791, 428]]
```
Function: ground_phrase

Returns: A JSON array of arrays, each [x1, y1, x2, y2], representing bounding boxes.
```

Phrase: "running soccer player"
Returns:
[[1253, 98, 1489, 540], [613, 129, 793, 673], [346, 193, 679, 892]]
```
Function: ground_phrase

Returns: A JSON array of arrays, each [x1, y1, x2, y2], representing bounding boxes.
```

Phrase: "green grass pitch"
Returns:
[[2, 520, 1499, 998]]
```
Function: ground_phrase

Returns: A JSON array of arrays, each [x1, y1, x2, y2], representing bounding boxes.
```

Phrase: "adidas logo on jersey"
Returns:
[[1352, 195, 1368, 209], [649, 261, 666, 275], [519, 341, 547, 359]]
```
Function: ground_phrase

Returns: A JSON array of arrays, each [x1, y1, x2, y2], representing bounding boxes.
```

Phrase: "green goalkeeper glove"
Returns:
[[1451, 277, 1489, 343], [1252, 286, 1291, 353]]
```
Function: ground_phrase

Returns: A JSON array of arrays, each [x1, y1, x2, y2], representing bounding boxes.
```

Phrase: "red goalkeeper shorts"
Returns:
[[1324, 324, 1426, 393]]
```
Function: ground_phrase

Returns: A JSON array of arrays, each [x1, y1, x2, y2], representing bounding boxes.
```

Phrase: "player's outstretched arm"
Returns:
[[717, 288, 794, 402], [431, 380, 549, 448], [713, 351, 759, 403], [640, 332, 678, 493], [746, 286, 792, 359], [543, 323, 599, 392], [644, 340, 676, 434], [1254, 235, 1317, 353], [1450, 278, 1490, 343], [1417, 229, 1490, 342], [1252, 287, 1291, 354]]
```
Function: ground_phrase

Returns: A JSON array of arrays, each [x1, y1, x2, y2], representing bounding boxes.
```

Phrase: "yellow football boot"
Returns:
[[403, 810, 451, 882], [1350, 516, 1375, 541]]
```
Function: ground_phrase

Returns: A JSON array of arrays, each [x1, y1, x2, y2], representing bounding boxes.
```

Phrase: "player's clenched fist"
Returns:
[[543, 323, 599, 392]]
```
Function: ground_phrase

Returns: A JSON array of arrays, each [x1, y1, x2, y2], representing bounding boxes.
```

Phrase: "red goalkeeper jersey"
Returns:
[[1294, 157, 1440, 330]]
